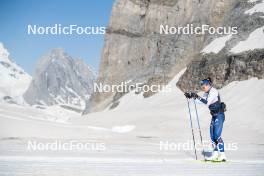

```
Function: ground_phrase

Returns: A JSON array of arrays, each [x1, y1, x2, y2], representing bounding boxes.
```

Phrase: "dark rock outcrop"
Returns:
[[177, 49, 264, 91]]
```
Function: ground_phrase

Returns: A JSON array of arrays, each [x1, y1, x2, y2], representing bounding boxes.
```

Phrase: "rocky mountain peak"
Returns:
[[49, 48, 69, 61], [24, 49, 96, 110]]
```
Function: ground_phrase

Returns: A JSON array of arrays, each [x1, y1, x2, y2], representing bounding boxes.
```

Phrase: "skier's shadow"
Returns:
[[202, 150, 213, 157]]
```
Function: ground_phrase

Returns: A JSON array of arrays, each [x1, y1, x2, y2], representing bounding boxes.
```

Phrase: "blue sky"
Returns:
[[0, 0, 115, 74]]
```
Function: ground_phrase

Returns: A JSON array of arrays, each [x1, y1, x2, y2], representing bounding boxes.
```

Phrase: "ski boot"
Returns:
[[216, 152, 227, 162]]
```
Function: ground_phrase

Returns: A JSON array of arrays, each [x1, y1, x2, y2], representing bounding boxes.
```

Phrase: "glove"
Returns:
[[191, 92, 198, 99], [184, 92, 192, 99], [184, 92, 198, 99]]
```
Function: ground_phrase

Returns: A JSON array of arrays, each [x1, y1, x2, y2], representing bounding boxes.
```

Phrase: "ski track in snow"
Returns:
[[0, 156, 263, 176], [0, 104, 134, 134]]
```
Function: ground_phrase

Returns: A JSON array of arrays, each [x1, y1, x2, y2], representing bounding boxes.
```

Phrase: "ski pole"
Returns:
[[193, 99, 206, 161], [186, 98, 198, 160]]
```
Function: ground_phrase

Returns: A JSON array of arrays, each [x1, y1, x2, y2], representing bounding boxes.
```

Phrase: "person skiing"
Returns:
[[184, 77, 227, 162]]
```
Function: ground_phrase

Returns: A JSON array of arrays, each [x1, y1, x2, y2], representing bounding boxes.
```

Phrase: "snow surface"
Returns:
[[111, 125, 135, 133], [201, 34, 232, 54], [245, 0, 264, 15], [230, 26, 264, 53], [0, 69, 264, 175], [248, 0, 261, 3]]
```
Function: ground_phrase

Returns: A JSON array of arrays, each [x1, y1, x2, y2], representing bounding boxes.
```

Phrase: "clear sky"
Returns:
[[0, 0, 115, 74]]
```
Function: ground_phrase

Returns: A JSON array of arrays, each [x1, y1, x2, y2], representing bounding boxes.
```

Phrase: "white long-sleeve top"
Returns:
[[197, 87, 219, 106]]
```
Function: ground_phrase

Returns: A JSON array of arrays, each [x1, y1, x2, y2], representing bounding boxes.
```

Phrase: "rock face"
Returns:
[[177, 49, 264, 91], [24, 49, 95, 109], [0, 42, 31, 104], [85, 0, 238, 113]]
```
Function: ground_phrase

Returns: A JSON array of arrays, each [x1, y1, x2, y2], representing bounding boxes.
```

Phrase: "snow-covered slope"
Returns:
[[0, 43, 31, 104], [84, 69, 264, 140], [0, 69, 264, 175], [3, 68, 263, 140], [2, 67, 264, 140]]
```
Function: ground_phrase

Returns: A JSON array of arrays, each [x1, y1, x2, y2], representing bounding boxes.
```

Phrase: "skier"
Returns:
[[184, 77, 227, 162]]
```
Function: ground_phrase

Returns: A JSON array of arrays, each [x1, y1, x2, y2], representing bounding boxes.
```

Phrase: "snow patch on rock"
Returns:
[[245, 0, 264, 15], [201, 34, 232, 54], [230, 26, 264, 53]]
